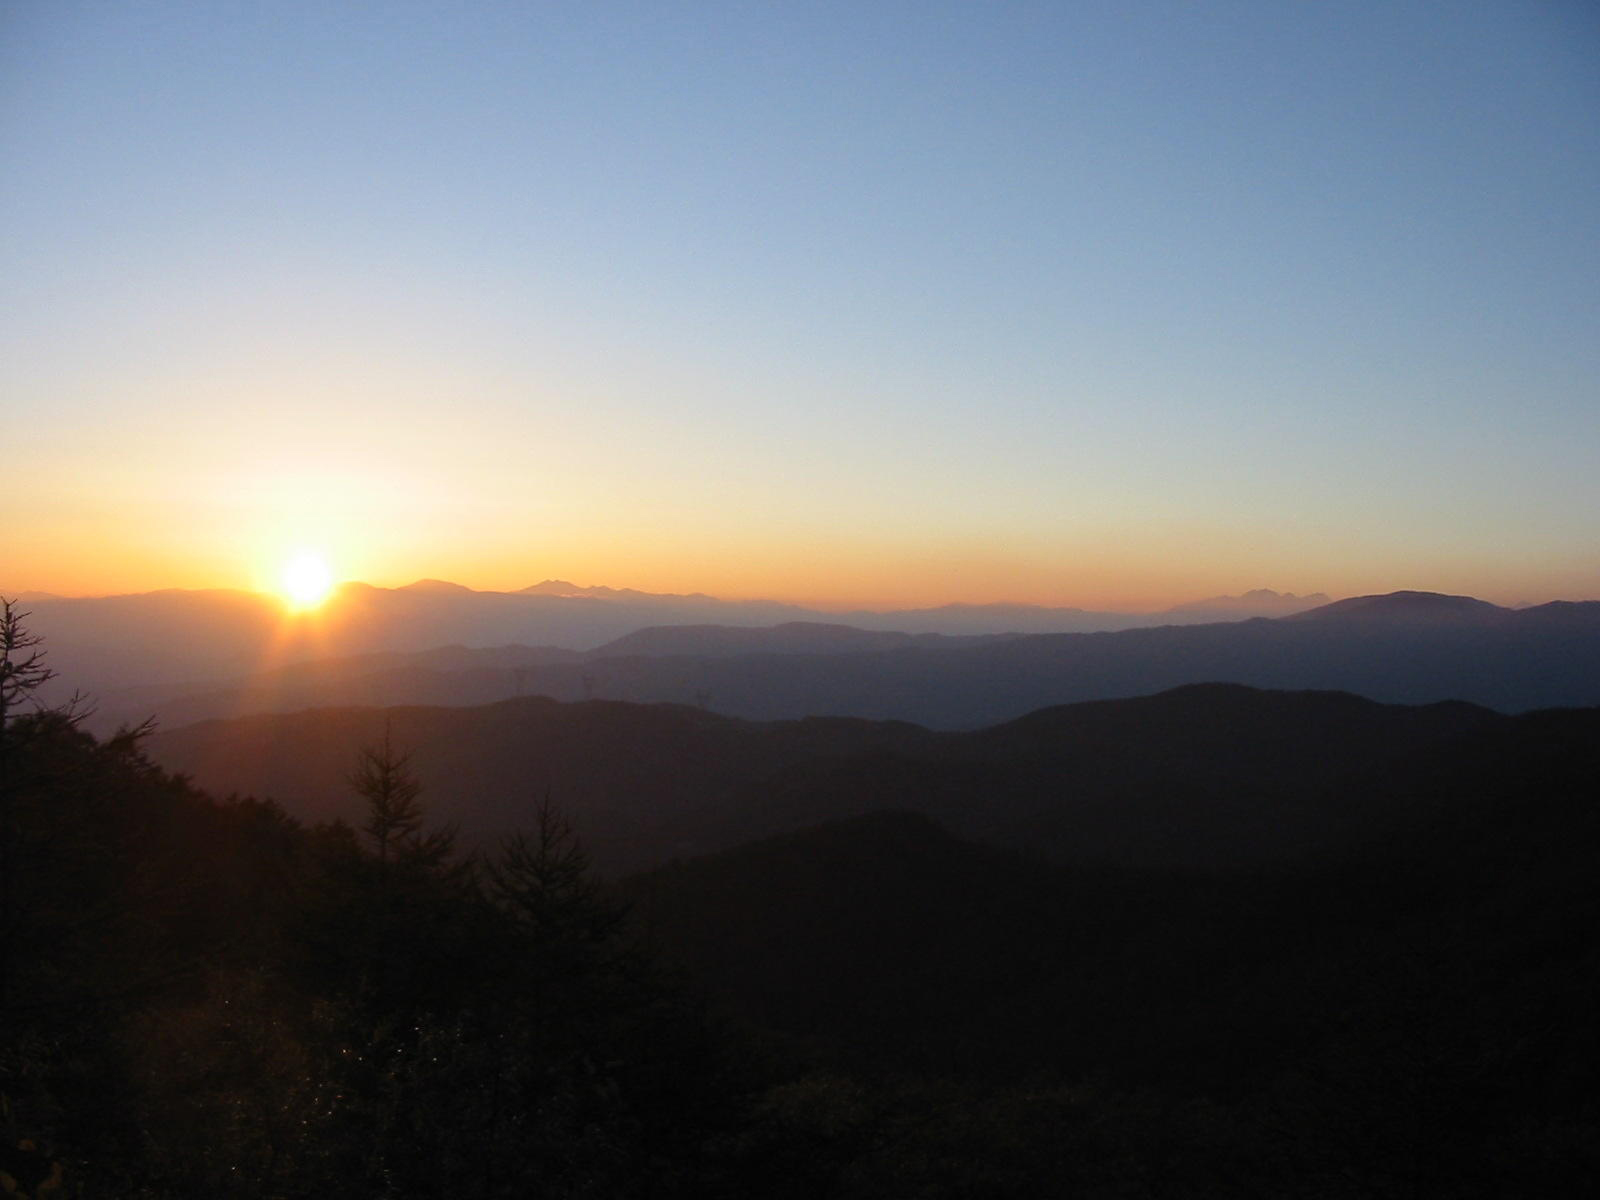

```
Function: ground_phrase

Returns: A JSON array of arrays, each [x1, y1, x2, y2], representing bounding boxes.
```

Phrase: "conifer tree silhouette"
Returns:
[[349, 723, 423, 864]]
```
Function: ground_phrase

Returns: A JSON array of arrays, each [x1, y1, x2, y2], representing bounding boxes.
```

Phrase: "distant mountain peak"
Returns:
[[521, 579, 587, 595], [1290, 590, 1508, 624], [518, 580, 717, 603], [399, 578, 475, 594]]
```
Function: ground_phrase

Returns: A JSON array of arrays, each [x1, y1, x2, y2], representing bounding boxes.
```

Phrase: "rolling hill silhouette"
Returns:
[[1286, 589, 1510, 625], [143, 672, 1600, 1124], [150, 683, 1503, 875], [621, 701, 1600, 1101]]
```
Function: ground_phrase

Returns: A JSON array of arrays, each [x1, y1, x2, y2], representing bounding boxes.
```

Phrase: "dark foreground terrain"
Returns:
[[3, 660, 1597, 1193]]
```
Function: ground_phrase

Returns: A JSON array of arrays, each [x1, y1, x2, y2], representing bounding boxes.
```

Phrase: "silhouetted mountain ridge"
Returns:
[[620, 701, 1600, 1098], [1289, 589, 1511, 625], [150, 683, 1509, 875], [399, 578, 477, 594]]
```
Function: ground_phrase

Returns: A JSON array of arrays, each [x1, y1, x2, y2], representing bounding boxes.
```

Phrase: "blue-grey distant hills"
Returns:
[[1286, 589, 1510, 625], [12, 580, 1319, 717], [548, 591, 1597, 725], [589, 621, 1012, 658], [48, 585, 1600, 733]]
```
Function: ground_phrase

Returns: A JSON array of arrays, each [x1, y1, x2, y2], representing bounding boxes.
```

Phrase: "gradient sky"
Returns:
[[3, 1, 1597, 609]]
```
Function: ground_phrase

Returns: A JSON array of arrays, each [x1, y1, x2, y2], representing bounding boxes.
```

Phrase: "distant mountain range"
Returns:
[[73, 589, 1600, 733], [12, 581, 1331, 708], [1165, 586, 1330, 617]]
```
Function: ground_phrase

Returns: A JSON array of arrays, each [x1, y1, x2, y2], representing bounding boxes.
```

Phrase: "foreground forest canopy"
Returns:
[[2, 604, 1598, 1196]]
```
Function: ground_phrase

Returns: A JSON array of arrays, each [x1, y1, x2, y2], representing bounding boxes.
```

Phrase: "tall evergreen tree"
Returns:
[[349, 724, 423, 864]]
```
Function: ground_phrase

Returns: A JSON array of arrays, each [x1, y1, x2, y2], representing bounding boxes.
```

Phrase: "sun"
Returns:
[[281, 551, 336, 611]]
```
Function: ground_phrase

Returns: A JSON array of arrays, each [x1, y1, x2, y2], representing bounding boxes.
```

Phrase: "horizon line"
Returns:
[[17, 578, 1585, 615]]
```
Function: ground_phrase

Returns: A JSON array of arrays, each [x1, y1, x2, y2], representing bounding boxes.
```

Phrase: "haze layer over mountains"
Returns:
[[18, 579, 1328, 696], [15, 581, 1595, 734]]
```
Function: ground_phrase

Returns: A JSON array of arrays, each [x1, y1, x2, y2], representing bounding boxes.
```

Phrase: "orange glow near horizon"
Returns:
[[8, 553, 1592, 614], [5, 419, 1593, 613], [7, 530, 1594, 613]]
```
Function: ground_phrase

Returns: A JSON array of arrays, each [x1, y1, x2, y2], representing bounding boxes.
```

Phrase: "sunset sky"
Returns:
[[4, 1, 1597, 610]]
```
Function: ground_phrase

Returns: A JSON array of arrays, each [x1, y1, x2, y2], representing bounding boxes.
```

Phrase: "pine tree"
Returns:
[[0, 599, 61, 1013], [489, 795, 623, 948], [0, 600, 55, 733], [349, 724, 423, 864]]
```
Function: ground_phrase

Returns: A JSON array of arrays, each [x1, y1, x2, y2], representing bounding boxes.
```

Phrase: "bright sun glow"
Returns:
[[281, 551, 335, 611]]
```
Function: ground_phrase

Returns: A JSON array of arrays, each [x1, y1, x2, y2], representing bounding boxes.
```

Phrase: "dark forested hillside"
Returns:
[[621, 707, 1600, 1191], [620, 699, 1600, 1085], [151, 683, 1502, 873], [0, 708, 752, 1197]]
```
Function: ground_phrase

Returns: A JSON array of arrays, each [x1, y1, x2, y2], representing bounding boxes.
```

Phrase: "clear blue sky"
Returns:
[[3, 1, 1597, 607]]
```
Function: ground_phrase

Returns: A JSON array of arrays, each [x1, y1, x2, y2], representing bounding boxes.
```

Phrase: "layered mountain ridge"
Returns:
[[150, 682, 1516, 876], [70, 589, 1599, 733]]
